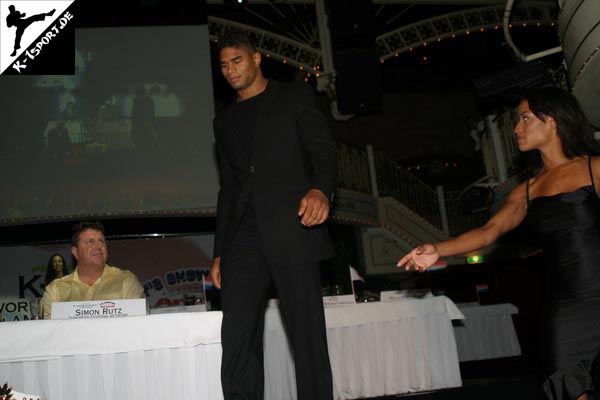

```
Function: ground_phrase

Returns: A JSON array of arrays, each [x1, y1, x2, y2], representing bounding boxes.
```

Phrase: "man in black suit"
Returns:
[[210, 30, 337, 400]]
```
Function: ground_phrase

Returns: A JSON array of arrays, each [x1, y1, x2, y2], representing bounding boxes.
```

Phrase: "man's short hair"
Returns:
[[216, 29, 256, 54], [71, 221, 105, 247]]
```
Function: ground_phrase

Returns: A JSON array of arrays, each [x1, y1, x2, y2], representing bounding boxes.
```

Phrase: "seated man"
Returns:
[[41, 221, 145, 319]]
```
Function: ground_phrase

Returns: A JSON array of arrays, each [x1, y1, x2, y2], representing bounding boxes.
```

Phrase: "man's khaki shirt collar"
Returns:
[[70, 264, 108, 287]]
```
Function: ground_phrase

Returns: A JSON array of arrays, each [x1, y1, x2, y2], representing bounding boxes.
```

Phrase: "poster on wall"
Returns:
[[0, 234, 215, 317]]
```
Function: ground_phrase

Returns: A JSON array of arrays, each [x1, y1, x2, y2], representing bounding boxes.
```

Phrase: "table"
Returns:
[[0, 296, 464, 400], [453, 303, 521, 362], [0, 312, 224, 400], [264, 296, 464, 400]]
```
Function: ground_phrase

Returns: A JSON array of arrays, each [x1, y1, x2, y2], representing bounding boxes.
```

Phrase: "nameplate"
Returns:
[[149, 304, 207, 314], [10, 390, 44, 400], [380, 290, 432, 302], [322, 294, 356, 307], [51, 299, 147, 319]]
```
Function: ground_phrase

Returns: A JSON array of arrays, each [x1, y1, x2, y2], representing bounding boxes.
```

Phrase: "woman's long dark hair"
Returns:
[[520, 87, 599, 178], [44, 253, 70, 286]]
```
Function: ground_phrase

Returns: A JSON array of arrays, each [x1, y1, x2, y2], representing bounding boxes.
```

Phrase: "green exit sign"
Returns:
[[467, 255, 483, 264]]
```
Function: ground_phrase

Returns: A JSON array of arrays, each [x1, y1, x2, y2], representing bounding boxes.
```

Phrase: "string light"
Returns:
[[573, 47, 600, 88], [214, 15, 557, 69], [526, 248, 543, 258], [1, 208, 218, 225]]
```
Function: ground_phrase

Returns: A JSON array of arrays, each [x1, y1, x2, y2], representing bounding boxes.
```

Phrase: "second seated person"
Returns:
[[41, 221, 145, 319]]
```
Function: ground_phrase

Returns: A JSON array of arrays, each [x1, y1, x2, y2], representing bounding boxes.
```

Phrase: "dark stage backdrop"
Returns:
[[0, 25, 218, 225]]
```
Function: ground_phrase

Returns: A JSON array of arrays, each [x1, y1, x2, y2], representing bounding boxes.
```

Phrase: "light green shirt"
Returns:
[[41, 265, 145, 319]]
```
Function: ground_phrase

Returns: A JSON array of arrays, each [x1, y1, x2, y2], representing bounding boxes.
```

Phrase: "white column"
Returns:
[[315, 0, 334, 74], [366, 144, 379, 197], [487, 115, 507, 183], [436, 185, 450, 236]]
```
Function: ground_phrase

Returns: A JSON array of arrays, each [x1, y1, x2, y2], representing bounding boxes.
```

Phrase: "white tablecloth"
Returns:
[[264, 296, 465, 400], [0, 296, 464, 400], [453, 303, 521, 362], [0, 313, 224, 400]]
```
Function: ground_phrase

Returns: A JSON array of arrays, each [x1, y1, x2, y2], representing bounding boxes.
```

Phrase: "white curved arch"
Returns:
[[208, 16, 323, 75], [376, 4, 558, 60], [209, 5, 558, 70]]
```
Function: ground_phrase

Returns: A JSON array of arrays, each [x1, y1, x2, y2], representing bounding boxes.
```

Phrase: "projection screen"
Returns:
[[0, 25, 218, 225]]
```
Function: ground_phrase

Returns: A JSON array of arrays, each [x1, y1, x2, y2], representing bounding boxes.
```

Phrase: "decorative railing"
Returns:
[[208, 3, 558, 73], [444, 190, 490, 236], [336, 142, 371, 194], [208, 16, 322, 75], [376, 4, 558, 60], [373, 152, 443, 229], [336, 141, 486, 236]]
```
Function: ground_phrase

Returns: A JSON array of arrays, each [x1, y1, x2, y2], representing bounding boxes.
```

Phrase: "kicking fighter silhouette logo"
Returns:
[[6, 4, 55, 57]]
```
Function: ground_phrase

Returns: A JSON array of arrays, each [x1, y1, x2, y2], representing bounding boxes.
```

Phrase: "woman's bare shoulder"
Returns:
[[506, 180, 528, 204], [591, 155, 600, 172]]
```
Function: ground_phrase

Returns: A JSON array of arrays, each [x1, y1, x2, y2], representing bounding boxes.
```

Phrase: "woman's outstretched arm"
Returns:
[[398, 182, 529, 271]]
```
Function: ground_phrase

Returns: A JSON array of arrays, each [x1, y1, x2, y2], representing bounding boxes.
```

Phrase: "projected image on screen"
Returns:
[[0, 25, 219, 224]]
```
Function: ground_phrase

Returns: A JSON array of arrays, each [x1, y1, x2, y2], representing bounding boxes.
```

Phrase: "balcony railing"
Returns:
[[374, 152, 442, 229], [336, 142, 371, 194], [336, 141, 487, 236]]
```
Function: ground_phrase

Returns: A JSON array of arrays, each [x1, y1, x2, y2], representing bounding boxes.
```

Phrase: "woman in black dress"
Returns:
[[398, 87, 600, 400]]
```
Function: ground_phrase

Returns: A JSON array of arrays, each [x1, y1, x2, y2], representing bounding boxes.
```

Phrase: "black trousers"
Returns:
[[220, 208, 333, 400]]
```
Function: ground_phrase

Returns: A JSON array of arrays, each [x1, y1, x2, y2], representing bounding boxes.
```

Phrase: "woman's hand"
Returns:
[[397, 244, 440, 272]]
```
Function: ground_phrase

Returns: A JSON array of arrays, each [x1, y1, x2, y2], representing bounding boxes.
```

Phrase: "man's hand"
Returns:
[[211, 257, 222, 289], [298, 189, 330, 226]]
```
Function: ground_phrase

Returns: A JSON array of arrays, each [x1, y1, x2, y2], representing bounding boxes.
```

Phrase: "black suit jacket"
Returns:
[[213, 80, 337, 266]]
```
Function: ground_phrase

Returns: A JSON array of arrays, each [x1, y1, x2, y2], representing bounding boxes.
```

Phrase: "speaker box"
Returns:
[[327, 0, 376, 49], [335, 47, 382, 114]]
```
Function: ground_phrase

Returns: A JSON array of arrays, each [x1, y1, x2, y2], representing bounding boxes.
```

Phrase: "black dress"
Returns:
[[526, 157, 600, 399]]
